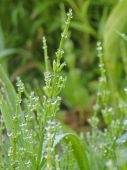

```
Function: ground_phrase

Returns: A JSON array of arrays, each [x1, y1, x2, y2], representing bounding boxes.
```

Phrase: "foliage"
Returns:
[[1, 9, 84, 170], [104, 0, 127, 112], [0, 0, 127, 170], [0, 0, 114, 115]]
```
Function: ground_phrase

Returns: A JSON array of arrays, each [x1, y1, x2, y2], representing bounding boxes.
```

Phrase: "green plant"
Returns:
[[59, 4, 90, 119], [0, 0, 117, 125], [1, 4, 127, 170], [0, 0, 113, 104], [0, 9, 89, 170], [85, 40, 127, 170]]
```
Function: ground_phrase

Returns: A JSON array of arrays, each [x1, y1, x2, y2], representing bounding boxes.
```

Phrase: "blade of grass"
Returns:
[[0, 65, 24, 122], [70, 21, 96, 36], [103, 0, 127, 113], [53, 133, 89, 170], [0, 92, 13, 134], [36, 131, 45, 168], [0, 48, 31, 61]]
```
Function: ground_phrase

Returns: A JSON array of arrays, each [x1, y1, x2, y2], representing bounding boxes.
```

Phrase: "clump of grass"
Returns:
[[0, 9, 81, 170]]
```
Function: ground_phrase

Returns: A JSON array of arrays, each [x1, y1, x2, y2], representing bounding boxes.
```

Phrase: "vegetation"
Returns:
[[0, 0, 127, 169]]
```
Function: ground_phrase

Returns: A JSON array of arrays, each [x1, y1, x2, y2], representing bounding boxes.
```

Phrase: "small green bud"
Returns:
[[53, 60, 57, 72]]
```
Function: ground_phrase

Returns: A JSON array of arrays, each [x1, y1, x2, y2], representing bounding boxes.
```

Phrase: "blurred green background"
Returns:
[[0, 0, 127, 131]]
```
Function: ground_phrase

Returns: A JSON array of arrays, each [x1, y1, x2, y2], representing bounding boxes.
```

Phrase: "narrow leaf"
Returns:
[[0, 65, 24, 122], [70, 21, 96, 36], [53, 133, 89, 170], [104, 0, 127, 62], [0, 92, 13, 133], [103, 0, 127, 112], [81, 0, 90, 17]]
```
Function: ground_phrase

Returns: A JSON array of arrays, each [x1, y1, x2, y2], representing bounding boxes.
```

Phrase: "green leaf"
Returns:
[[0, 24, 5, 52], [103, 0, 127, 112], [97, 7, 109, 39], [0, 48, 20, 60], [70, 21, 96, 36], [0, 48, 31, 61], [104, 0, 127, 63], [36, 131, 45, 168], [0, 47, 31, 72], [0, 92, 13, 133], [0, 65, 24, 122], [81, 0, 91, 17], [53, 133, 89, 170], [0, 65, 24, 146]]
